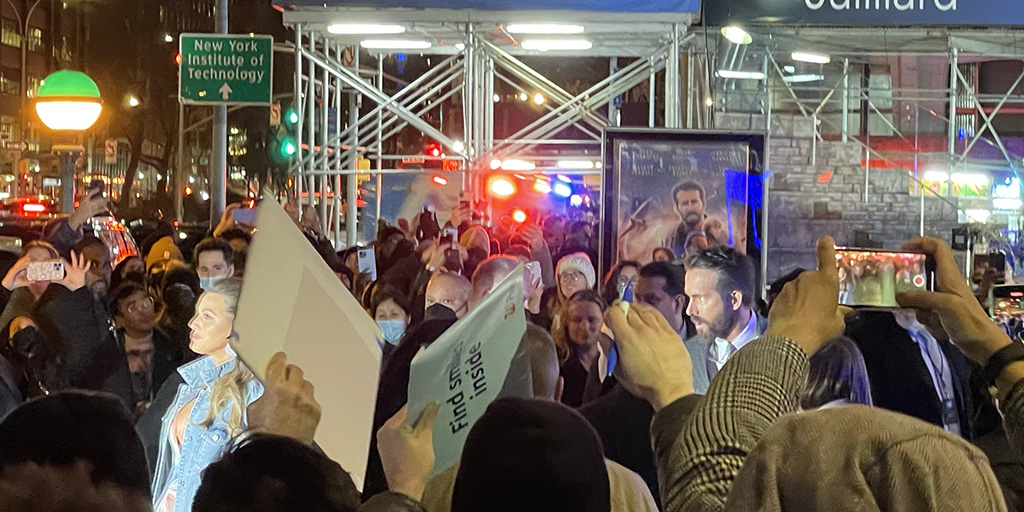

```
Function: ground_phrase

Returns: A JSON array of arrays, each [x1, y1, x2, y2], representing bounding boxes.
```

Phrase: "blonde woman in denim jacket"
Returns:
[[151, 278, 263, 512]]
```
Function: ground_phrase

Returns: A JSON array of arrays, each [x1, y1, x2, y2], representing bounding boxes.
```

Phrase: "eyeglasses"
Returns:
[[127, 297, 155, 315], [559, 271, 585, 284], [616, 275, 636, 286]]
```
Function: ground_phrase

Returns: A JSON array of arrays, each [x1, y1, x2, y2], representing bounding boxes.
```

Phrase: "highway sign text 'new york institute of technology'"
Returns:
[[179, 33, 273, 105]]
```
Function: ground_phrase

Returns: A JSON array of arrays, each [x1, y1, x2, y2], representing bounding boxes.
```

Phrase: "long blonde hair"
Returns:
[[195, 278, 255, 435], [552, 290, 607, 365]]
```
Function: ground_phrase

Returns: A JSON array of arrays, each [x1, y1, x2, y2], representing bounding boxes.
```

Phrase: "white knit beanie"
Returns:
[[556, 252, 596, 289]]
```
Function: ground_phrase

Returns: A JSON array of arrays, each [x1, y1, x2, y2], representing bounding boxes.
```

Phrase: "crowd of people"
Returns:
[[1, 189, 1024, 512]]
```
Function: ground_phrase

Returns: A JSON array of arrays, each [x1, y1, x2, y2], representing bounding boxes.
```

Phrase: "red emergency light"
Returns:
[[22, 203, 45, 213], [432, 174, 448, 186]]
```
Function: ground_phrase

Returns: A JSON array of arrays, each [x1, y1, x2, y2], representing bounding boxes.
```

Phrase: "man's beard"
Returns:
[[683, 211, 702, 228], [692, 307, 741, 341]]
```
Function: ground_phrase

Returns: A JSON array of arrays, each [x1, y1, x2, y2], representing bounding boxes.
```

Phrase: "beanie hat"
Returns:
[[728, 404, 1006, 512], [145, 236, 184, 271], [451, 397, 610, 512], [557, 253, 596, 289]]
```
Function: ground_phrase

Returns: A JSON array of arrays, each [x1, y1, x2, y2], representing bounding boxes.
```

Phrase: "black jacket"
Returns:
[[136, 370, 185, 478], [845, 310, 975, 440], [32, 286, 133, 406], [363, 315, 457, 500], [578, 384, 661, 502]]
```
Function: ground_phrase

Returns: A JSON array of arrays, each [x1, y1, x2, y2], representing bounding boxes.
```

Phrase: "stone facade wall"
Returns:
[[715, 112, 962, 283]]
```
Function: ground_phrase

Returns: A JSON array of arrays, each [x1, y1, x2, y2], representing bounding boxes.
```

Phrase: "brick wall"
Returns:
[[715, 112, 962, 283]]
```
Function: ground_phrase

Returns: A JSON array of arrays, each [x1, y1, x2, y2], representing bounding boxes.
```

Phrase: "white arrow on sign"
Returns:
[[219, 83, 233, 100]]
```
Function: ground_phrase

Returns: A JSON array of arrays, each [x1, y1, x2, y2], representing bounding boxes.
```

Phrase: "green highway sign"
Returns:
[[179, 33, 273, 105]]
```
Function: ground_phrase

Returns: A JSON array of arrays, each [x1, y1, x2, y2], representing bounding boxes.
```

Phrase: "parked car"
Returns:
[[0, 213, 140, 270]]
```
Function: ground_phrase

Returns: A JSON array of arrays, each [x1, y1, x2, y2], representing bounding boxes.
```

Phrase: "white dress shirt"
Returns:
[[708, 311, 758, 371]]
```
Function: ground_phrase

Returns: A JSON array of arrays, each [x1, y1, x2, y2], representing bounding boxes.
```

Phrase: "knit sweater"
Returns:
[[653, 335, 1012, 512]]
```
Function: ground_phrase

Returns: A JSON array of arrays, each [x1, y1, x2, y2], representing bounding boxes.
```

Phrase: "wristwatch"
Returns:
[[984, 342, 1024, 386]]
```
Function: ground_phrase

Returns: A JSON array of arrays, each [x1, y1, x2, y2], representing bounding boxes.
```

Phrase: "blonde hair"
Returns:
[[552, 290, 607, 365], [198, 362, 255, 435], [195, 277, 254, 435]]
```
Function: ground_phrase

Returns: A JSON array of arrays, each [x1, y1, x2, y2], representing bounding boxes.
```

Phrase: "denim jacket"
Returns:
[[150, 356, 263, 512]]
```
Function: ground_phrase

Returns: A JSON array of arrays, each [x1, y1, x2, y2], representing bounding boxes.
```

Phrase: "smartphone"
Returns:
[[357, 247, 377, 281], [440, 227, 458, 249], [27, 261, 64, 282], [232, 208, 258, 225], [835, 248, 932, 308], [990, 251, 1007, 285], [992, 284, 1024, 340], [606, 281, 633, 378], [523, 261, 541, 297], [443, 248, 462, 274]]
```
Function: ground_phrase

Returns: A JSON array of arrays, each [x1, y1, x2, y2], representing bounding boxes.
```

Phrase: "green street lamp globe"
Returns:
[[35, 70, 102, 131]]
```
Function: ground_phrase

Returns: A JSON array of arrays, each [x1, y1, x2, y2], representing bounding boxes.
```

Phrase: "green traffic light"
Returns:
[[285, 108, 299, 126], [281, 139, 296, 156]]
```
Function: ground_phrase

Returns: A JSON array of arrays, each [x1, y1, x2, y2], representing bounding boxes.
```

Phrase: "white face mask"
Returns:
[[377, 319, 406, 345], [199, 275, 225, 291]]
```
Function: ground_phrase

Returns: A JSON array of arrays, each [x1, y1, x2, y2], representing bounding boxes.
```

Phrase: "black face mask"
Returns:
[[8, 326, 45, 361]]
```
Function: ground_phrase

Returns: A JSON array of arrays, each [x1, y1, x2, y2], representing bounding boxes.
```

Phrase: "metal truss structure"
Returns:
[[698, 26, 1024, 281], [278, 6, 695, 246]]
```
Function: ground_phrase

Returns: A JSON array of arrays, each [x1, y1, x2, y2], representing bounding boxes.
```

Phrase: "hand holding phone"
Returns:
[[357, 247, 377, 282], [606, 282, 634, 378], [27, 261, 64, 282], [440, 227, 459, 249], [835, 248, 931, 308]]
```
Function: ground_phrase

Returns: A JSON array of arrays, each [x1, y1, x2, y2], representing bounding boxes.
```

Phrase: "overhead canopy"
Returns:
[[274, 0, 699, 16], [275, 0, 699, 56], [705, 0, 1012, 27]]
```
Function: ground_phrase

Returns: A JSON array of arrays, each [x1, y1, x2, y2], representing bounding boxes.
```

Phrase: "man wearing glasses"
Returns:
[[111, 282, 184, 417]]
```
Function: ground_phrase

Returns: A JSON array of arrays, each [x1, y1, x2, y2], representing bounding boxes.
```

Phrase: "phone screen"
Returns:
[[440, 227, 458, 249], [836, 248, 930, 307], [357, 247, 377, 281], [993, 285, 1024, 340], [232, 208, 258, 225]]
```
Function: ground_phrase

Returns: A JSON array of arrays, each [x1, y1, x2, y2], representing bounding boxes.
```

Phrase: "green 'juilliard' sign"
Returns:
[[179, 33, 273, 105]]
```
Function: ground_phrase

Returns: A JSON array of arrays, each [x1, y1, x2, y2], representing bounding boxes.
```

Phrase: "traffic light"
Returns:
[[284, 107, 299, 126], [425, 141, 442, 159], [270, 126, 298, 164]]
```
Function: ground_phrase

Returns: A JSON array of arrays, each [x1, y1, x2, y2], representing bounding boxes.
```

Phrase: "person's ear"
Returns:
[[730, 291, 743, 311], [674, 294, 687, 316]]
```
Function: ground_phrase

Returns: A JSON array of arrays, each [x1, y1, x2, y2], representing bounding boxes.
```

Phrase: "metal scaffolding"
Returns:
[[278, 7, 694, 246]]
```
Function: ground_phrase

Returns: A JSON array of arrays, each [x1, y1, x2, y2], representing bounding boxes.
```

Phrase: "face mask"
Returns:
[[199, 275, 224, 291], [9, 326, 45, 361], [377, 319, 406, 345]]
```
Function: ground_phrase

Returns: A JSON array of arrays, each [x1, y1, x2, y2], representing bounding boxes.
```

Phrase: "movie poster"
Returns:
[[608, 138, 755, 266]]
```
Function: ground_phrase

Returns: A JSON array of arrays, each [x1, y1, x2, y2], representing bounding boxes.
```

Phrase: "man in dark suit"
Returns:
[[845, 309, 974, 439]]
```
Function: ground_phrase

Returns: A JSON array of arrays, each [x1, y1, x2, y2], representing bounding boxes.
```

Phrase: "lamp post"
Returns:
[[34, 70, 102, 213]]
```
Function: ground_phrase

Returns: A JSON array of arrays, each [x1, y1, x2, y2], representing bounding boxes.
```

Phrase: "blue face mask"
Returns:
[[377, 319, 406, 345], [199, 275, 225, 291]]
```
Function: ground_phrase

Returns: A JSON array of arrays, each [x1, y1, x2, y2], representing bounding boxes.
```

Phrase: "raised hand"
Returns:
[[246, 351, 321, 445], [897, 237, 1013, 365], [764, 236, 845, 356], [377, 403, 440, 501], [604, 301, 694, 411], [213, 203, 242, 236], [2, 256, 32, 291], [56, 250, 92, 292]]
